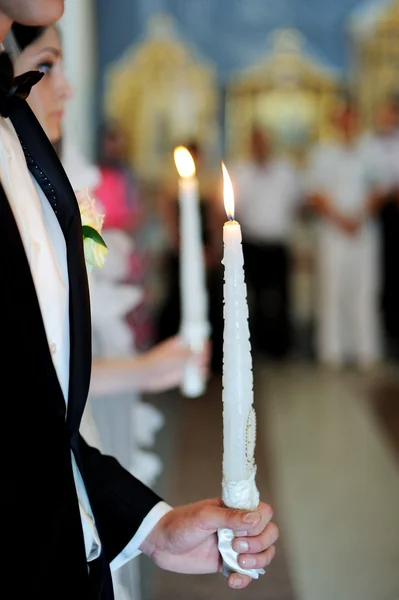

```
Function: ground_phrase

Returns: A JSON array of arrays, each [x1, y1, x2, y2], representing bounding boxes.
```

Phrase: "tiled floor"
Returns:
[[261, 363, 399, 600], [140, 362, 399, 600]]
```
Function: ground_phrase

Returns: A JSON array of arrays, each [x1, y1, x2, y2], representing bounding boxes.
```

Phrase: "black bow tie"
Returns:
[[0, 51, 43, 118]]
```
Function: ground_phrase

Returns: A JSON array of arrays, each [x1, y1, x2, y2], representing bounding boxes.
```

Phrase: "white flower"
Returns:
[[76, 187, 108, 270], [76, 187, 104, 230]]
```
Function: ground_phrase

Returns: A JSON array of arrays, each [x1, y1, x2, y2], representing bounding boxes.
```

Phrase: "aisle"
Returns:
[[261, 363, 399, 600]]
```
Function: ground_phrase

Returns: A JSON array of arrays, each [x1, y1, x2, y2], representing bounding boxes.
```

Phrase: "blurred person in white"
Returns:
[[232, 125, 303, 360], [8, 21, 209, 600], [360, 97, 399, 359], [306, 98, 381, 369]]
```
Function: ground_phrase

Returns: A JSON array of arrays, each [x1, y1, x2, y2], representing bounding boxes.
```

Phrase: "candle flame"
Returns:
[[222, 162, 235, 220], [174, 146, 196, 178]]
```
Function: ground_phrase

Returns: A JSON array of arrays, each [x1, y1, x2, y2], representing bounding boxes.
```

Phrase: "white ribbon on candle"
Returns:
[[181, 320, 210, 397], [217, 469, 265, 580]]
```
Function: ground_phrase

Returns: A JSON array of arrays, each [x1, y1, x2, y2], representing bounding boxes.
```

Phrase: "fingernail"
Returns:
[[241, 556, 256, 568], [235, 540, 249, 553], [230, 576, 242, 588], [234, 530, 248, 537], [243, 511, 261, 525]]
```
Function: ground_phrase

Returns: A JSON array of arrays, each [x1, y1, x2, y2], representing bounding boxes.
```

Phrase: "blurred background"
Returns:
[[56, 1, 399, 599]]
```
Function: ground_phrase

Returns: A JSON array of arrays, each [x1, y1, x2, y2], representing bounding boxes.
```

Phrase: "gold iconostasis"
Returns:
[[104, 14, 219, 184], [225, 29, 341, 166], [103, 3, 399, 182]]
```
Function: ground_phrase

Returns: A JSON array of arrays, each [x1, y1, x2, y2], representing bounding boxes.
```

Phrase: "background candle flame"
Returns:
[[174, 146, 196, 178], [222, 162, 235, 220]]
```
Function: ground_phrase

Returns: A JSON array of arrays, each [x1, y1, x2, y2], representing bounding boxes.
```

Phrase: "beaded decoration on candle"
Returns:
[[246, 407, 256, 476]]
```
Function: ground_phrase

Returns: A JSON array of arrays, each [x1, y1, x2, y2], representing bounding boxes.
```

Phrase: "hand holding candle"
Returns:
[[218, 163, 264, 580], [174, 147, 210, 398]]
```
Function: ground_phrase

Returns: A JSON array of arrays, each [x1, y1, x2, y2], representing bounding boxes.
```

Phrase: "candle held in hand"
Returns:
[[221, 162, 257, 496], [218, 163, 264, 580], [174, 146, 210, 398]]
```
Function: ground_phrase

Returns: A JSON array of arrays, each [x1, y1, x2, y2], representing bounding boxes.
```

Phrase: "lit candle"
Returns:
[[221, 162, 257, 492], [174, 146, 210, 398], [218, 163, 264, 580]]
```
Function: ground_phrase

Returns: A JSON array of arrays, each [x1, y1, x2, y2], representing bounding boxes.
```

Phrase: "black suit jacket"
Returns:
[[0, 99, 161, 598]]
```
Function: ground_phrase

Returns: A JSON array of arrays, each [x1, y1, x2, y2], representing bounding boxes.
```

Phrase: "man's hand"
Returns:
[[140, 498, 279, 590], [136, 335, 210, 393], [309, 194, 361, 235], [335, 214, 360, 235]]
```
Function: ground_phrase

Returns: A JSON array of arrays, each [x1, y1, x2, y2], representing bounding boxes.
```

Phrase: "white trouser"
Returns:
[[316, 225, 381, 366]]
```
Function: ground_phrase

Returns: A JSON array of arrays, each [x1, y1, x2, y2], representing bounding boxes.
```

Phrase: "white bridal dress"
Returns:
[[63, 137, 164, 600]]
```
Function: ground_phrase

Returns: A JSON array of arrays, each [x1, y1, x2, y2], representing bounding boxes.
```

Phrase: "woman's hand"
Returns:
[[136, 335, 210, 393], [90, 336, 210, 397]]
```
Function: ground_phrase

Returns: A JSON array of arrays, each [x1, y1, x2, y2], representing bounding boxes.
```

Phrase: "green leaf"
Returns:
[[82, 225, 107, 248]]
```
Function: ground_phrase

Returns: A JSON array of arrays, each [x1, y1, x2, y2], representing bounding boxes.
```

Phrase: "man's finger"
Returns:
[[227, 573, 252, 590], [238, 544, 276, 571], [233, 522, 279, 555]]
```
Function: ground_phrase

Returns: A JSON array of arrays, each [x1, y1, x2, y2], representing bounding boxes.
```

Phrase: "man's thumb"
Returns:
[[202, 506, 261, 531], [224, 508, 261, 531]]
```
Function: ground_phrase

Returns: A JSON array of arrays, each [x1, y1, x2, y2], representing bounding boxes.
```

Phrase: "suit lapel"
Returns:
[[9, 100, 72, 237], [64, 201, 93, 434], [8, 99, 92, 434]]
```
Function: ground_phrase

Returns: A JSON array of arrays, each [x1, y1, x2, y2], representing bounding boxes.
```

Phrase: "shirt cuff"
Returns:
[[110, 501, 173, 572]]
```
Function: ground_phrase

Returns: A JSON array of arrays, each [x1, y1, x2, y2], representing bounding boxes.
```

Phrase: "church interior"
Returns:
[[57, 1, 399, 599]]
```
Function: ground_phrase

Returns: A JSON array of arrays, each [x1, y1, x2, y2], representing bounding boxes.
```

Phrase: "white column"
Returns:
[[59, 0, 97, 161]]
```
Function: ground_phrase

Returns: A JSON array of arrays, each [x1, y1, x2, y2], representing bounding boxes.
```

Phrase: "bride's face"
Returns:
[[14, 26, 73, 144]]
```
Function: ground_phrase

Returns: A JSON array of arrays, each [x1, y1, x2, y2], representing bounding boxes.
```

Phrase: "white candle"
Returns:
[[174, 147, 210, 398], [218, 164, 264, 581], [221, 163, 258, 502]]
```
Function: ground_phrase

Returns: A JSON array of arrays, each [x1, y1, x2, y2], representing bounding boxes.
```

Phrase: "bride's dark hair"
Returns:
[[9, 23, 63, 158], [11, 24, 47, 51]]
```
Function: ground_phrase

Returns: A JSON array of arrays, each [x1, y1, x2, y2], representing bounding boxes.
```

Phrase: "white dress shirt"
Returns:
[[306, 140, 375, 233], [359, 129, 399, 193], [232, 158, 302, 243], [0, 115, 171, 571]]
